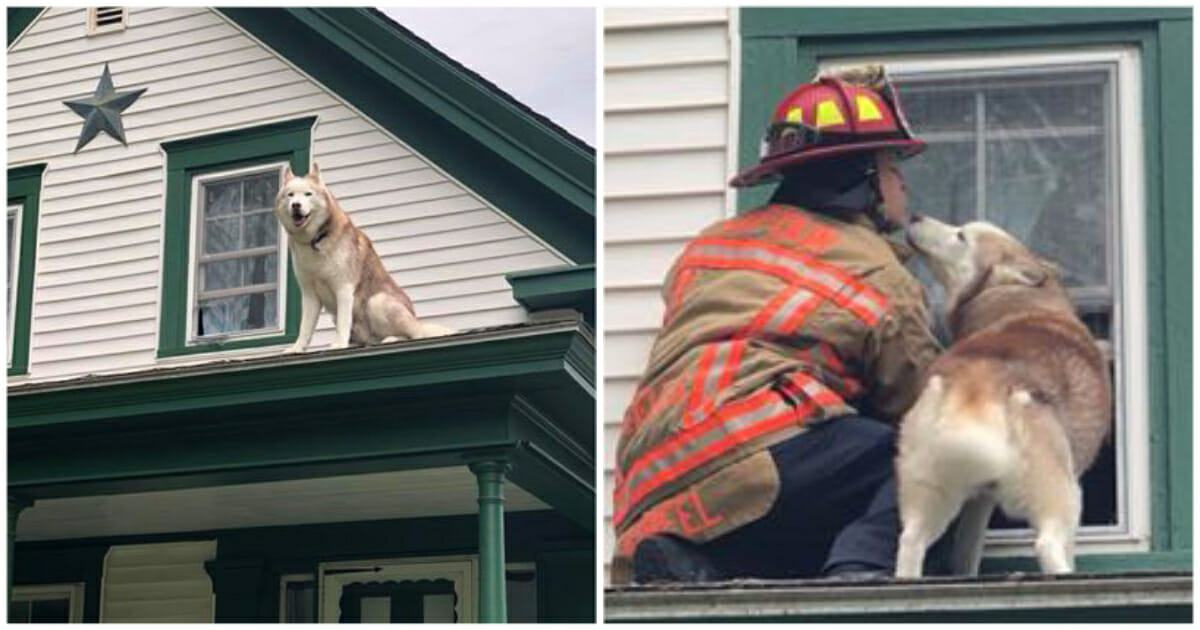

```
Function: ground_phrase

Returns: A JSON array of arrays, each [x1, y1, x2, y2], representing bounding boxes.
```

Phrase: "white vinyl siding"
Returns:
[[7, 6, 569, 382], [602, 7, 738, 582], [100, 540, 216, 623]]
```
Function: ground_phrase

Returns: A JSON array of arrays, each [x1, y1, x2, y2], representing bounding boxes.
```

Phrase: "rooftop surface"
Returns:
[[606, 571, 1193, 622]]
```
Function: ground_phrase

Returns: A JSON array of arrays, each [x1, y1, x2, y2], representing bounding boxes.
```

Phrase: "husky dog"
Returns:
[[274, 162, 455, 353], [895, 216, 1111, 577]]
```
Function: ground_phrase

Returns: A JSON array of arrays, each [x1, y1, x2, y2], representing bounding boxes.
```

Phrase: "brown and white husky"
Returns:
[[895, 216, 1111, 577], [274, 162, 455, 353]]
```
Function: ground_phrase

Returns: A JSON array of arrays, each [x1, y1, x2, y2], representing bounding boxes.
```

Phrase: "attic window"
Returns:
[[87, 7, 126, 35]]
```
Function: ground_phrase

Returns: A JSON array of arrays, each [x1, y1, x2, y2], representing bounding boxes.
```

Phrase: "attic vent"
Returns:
[[87, 7, 126, 35]]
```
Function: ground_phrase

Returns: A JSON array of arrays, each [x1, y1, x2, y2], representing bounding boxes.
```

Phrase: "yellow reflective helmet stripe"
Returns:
[[785, 107, 804, 124], [856, 94, 884, 122], [815, 100, 845, 127]]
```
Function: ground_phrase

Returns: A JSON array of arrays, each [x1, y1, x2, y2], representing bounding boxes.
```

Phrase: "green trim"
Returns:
[[7, 163, 45, 377], [157, 117, 315, 358], [506, 263, 595, 327], [1156, 17, 1192, 552], [472, 460, 511, 622], [741, 7, 1191, 38], [6, 7, 42, 47], [739, 8, 1193, 559], [15, 510, 592, 622], [217, 8, 595, 264]]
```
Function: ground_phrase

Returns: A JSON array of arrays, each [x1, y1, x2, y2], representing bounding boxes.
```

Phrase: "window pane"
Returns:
[[283, 580, 316, 623], [243, 172, 279, 210], [29, 597, 70, 623], [204, 216, 240, 254], [244, 212, 278, 248], [901, 140, 976, 225], [986, 135, 1107, 287], [198, 290, 277, 336], [9, 600, 31, 623], [984, 74, 1106, 130], [902, 85, 976, 133], [204, 179, 242, 217]]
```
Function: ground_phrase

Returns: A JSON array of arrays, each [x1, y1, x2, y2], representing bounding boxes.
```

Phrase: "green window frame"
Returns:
[[8, 163, 45, 377], [738, 8, 1191, 572], [158, 117, 315, 357]]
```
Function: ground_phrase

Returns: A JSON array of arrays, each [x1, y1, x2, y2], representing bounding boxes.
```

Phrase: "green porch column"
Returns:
[[470, 461, 510, 623], [8, 495, 32, 605]]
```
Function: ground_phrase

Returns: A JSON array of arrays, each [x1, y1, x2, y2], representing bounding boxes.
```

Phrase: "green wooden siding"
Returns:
[[7, 164, 46, 377], [738, 7, 1192, 570], [157, 117, 314, 357]]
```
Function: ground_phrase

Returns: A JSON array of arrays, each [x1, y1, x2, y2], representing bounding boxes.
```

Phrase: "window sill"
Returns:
[[158, 332, 294, 359]]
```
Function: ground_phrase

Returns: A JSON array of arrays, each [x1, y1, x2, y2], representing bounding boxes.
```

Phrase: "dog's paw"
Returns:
[[282, 344, 304, 355], [328, 341, 351, 350]]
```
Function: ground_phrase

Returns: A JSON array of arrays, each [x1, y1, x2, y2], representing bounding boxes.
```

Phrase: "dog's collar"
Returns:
[[309, 219, 332, 251]]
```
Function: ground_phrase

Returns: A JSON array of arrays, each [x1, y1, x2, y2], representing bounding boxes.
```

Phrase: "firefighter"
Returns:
[[611, 66, 944, 583]]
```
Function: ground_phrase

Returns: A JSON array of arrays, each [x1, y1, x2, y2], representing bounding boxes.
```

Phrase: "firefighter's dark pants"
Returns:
[[633, 415, 954, 581]]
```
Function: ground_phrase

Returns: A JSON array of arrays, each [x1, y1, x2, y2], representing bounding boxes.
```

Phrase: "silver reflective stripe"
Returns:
[[627, 395, 792, 492], [765, 287, 816, 332], [689, 243, 847, 302], [701, 343, 731, 404]]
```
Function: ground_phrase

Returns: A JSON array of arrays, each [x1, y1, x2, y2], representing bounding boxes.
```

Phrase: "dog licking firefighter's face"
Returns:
[[906, 215, 1054, 315]]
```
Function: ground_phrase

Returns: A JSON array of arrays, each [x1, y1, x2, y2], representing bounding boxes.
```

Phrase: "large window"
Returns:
[[189, 164, 286, 342], [158, 117, 314, 357], [826, 47, 1149, 553]]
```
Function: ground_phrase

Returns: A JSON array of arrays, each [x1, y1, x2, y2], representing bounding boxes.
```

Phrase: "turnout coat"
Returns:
[[611, 203, 941, 583]]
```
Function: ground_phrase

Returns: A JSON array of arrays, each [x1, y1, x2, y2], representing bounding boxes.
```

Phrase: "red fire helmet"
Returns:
[[730, 69, 926, 188]]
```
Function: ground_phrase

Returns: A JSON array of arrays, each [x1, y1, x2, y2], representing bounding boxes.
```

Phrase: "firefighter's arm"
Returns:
[[861, 266, 943, 423]]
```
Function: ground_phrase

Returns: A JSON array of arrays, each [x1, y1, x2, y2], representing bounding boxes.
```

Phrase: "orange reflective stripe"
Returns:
[[680, 238, 887, 325], [615, 379, 845, 527]]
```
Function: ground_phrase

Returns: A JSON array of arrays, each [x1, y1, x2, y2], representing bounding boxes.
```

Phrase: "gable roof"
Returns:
[[7, 7, 595, 264]]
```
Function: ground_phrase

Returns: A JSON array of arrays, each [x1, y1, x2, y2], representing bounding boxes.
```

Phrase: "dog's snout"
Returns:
[[290, 201, 302, 212], [910, 213, 924, 223]]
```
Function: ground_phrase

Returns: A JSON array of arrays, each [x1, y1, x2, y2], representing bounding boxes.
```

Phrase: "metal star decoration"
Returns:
[[62, 63, 147, 153]]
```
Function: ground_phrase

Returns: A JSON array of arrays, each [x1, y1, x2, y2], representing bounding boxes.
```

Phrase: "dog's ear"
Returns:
[[993, 259, 1048, 287], [283, 163, 294, 181], [308, 162, 322, 184]]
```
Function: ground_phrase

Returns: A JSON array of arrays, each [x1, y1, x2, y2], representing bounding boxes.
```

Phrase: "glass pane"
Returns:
[[901, 85, 976, 134], [985, 73, 1106, 130], [204, 179, 242, 217], [201, 259, 240, 292], [29, 598, 70, 623], [243, 172, 279, 211], [204, 217, 240, 254], [7, 209, 16, 304], [243, 254, 277, 286], [359, 597, 390, 623], [901, 140, 976, 225], [985, 135, 1107, 287], [197, 290, 277, 336], [9, 600, 31, 623], [423, 594, 456, 623], [243, 213, 278, 249], [283, 581, 316, 623]]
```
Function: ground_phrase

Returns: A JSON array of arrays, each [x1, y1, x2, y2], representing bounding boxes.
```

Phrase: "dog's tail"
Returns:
[[418, 322, 457, 338]]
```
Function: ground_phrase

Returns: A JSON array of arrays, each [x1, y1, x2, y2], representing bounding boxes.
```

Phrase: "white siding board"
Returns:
[[605, 63, 729, 110], [605, 106, 727, 153], [9, 7, 568, 382], [101, 541, 215, 623], [602, 9, 735, 580]]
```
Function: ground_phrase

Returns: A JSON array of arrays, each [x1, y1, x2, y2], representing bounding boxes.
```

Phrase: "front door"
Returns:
[[319, 558, 476, 623]]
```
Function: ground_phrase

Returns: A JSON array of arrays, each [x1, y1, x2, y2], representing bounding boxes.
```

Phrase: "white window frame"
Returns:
[[11, 583, 85, 623], [824, 46, 1149, 555], [318, 556, 478, 623], [184, 162, 288, 346], [8, 202, 23, 368]]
